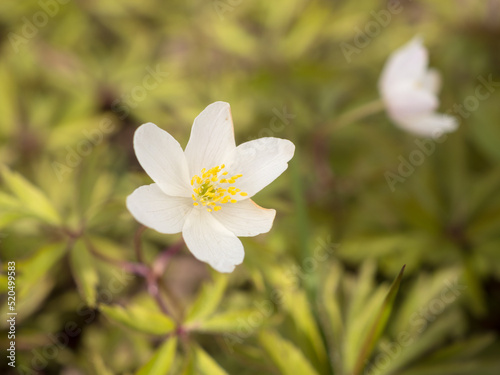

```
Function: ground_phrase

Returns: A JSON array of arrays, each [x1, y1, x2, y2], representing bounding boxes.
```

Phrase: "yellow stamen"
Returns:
[[190, 164, 247, 213]]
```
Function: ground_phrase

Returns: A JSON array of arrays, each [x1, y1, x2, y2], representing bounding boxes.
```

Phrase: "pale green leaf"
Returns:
[[0, 165, 62, 226], [259, 330, 320, 375], [319, 262, 344, 373], [184, 272, 228, 324], [18, 242, 67, 299], [0, 273, 8, 293], [280, 2, 331, 60], [0, 63, 18, 136], [283, 289, 329, 373], [0, 211, 25, 229], [137, 337, 177, 375], [194, 345, 229, 375], [1, 277, 55, 327], [187, 309, 263, 334], [100, 303, 175, 335], [379, 309, 464, 374], [70, 239, 99, 307], [398, 362, 500, 375], [352, 265, 405, 375]]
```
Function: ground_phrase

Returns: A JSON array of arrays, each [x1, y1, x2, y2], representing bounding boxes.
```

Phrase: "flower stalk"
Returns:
[[333, 99, 385, 130]]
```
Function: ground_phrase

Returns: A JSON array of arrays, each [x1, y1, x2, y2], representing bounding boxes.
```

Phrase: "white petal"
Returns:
[[379, 37, 428, 92], [126, 183, 193, 234], [421, 68, 441, 94], [182, 208, 244, 273], [134, 123, 191, 197], [184, 102, 236, 176], [385, 86, 438, 119], [213, 199, 276, 237], [394, 113, 458, 138], [223, 138, 295, 199]]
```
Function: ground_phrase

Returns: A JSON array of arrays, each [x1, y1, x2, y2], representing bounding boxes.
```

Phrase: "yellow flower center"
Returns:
[[191, 164, 248, 212]]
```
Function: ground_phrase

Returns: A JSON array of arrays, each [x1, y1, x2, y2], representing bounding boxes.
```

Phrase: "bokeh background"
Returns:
[[1, 0, 500, 374]]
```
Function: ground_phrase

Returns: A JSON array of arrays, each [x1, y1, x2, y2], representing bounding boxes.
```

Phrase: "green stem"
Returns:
[[327, 99, 385, 133]]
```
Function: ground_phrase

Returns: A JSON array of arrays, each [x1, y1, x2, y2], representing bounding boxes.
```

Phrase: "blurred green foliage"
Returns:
[[1, 0, 500, 374]]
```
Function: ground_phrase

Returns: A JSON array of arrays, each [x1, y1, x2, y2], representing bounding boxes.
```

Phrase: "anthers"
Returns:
[[191, 164, 247, 212]]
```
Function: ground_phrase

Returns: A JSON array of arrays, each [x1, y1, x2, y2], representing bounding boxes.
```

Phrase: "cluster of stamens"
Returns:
[[191, 164, 248, 212]]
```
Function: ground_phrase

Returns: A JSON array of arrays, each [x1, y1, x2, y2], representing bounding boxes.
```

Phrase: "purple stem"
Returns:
[[152, 239, 185, 276], [134, 225, 147, 263], [86, 232, 184, 321]]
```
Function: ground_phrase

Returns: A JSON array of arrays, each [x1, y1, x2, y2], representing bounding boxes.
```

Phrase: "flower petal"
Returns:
[[182, 208, 244, 273], [384, 86, 438, 119], [224, 137, 295, 199], [134, 123, 191, 197], [184, 102, 236, 176], [394, 113, 458, 138], [126, 183, 193, 234], [213, 199, 276, 237], [421, 68, 441, 94], [379, 37, 428, 91]]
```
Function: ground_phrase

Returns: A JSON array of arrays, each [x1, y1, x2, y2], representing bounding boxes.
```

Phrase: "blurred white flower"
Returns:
[[379, 37, 458, 138], [127, 102, 295, 273]]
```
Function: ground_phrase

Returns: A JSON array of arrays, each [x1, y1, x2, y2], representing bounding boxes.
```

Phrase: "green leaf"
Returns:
[[338, 235, 428, 275], [136, 337, 177, 375], [17, 242, 67, 299], [463, 257, 487, 316], [194, 345, 229, 375], [469, 99, 500, 163], [100, 303, 175, 335], [0, 165, 62, 226], [0, 191, 22, 211], [398, 361, 500, 375], [184, 272, 228, 324], [89, 351, 115, 375], [393, 332, 500, 375], [0, 211, 25, 229], [280, 2, 331, 60], [319, 262, 344, 373], [0, 274, 7, 293], [289, 148, 312, 262], [352, 265, 406, 375], [424, 334, 496, 362], [70, 239, 99, 307], [187, 309, 263, 334], [180, 352, 196, 375], [467, 166, 500, 222], [0, 63, 18, 136], [379, 309, 464, 374], [209, 21, 258, 58], [259, 330, 320, 375], [283, 289, 329, 373], [1, 277, 55, 327]]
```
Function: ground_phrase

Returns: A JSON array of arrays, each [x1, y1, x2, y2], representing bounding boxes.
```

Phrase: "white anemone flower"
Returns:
[[378, 37, 458, 138], [126, 102, 295, 273]]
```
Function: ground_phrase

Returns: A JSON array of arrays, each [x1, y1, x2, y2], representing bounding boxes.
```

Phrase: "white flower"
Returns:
[[126, 102, 295, 273], [379, 37, 458, 138]]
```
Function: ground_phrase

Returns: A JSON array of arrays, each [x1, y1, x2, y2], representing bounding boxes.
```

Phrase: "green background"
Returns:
[[1, 0, 500, 374]]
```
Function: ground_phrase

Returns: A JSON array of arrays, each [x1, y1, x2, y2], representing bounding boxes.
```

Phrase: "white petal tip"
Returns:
[[204, 101, 231, 112], [210, 261, 240, 273], [409, 35, 424, 46], [429, 115, 459, 139], [135, 122, 159, 136], [396, 113, 459, 138], [133, 122, 163, 150]]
